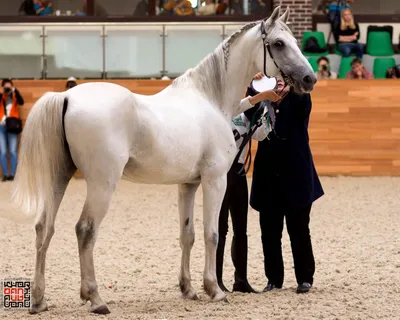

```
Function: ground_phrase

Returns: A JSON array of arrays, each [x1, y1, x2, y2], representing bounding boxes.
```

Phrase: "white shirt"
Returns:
[[232, 97, 274, 164]]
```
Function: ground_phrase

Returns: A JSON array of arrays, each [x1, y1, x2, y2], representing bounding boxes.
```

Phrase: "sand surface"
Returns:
[[0, 176, 399, 320]]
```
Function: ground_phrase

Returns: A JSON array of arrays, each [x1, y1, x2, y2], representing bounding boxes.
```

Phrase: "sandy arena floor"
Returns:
[[0, 176, 399, 320]]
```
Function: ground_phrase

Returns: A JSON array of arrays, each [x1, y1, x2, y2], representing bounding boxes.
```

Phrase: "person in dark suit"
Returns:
[[246, 79, 324, 294]]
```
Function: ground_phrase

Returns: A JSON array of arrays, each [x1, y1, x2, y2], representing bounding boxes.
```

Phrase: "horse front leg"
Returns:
[[178, 183, 200, 300], [201, 175, 228, 302]]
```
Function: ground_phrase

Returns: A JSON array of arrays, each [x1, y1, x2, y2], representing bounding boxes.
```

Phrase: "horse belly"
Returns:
[[122, 156, 201, 184]]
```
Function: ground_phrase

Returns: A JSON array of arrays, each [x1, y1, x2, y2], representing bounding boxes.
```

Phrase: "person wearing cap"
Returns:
[[66, 77, 77, 89]]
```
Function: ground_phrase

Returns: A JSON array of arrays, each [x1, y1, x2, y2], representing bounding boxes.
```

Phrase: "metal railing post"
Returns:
[[101, 25, 107, 79], [40, 25, 47, 79], [160, 25, 167, 78]]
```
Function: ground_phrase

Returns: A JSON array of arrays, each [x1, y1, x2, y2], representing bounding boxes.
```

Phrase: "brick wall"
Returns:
[[272, 0, 312, 43]]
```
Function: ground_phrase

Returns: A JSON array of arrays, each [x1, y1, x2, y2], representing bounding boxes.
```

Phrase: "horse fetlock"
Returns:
[[29, 297, 48, 314], [203, 277, 222, 299], [80, 282, 98, 302]]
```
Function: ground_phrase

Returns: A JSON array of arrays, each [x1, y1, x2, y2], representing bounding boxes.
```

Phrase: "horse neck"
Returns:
[[220, 27, 260, 119]]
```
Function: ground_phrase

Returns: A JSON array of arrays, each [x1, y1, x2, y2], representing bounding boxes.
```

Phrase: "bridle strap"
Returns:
[[234, 22, 292, 175]]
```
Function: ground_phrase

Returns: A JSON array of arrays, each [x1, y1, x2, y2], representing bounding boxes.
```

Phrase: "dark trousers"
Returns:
[[216, 162, 250, 284], [259, 202, 315, 287]]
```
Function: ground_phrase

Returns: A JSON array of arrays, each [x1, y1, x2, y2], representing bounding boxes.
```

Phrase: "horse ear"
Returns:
[[279, 6, 290, 24], [265, 6, 281, 25]]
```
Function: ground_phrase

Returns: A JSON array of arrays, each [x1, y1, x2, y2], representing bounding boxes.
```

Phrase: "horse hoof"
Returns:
[[29, 300, 48, 314], [91, 305, 111, 315], [182, 290, 198, 300], [211, 291, 227, 302]]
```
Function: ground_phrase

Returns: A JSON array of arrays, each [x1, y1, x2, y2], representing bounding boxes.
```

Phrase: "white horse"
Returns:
[[11, 6, 316, 315]]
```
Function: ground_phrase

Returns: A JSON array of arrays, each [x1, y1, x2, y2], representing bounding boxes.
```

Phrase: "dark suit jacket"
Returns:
[[248, 89, 324, 211]]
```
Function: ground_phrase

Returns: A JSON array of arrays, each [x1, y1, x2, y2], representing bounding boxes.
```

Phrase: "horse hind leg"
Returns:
[[75, 181, 118, 315], [178, 183, 199, 300], [30, 164, 76, 314]]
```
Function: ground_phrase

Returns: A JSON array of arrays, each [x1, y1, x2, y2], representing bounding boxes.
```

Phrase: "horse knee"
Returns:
[[75, 217, 95, 251], [180, 229, 195, 248], [205, 231, 219, 248]]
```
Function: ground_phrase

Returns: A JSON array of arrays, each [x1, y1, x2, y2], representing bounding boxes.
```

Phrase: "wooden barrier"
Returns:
[[7, 79, 400, 177]]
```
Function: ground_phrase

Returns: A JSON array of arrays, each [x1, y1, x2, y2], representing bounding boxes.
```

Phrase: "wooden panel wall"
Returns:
[[9, 79, 400, 177]]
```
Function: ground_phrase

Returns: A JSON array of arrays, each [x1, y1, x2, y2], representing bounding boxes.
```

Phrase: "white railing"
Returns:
[[0, 22, 254, 79]]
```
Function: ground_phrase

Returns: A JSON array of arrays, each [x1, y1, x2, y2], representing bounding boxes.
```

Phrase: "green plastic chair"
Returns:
[[301, 31, 329, 56], [366, 31, 394, 56], [338, 56, 359, 79], [307, 57, 320, 72], [373, 57, 396, 79]]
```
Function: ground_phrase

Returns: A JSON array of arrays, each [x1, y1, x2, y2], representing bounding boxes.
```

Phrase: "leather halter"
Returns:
[[260, 21, 280, 77]]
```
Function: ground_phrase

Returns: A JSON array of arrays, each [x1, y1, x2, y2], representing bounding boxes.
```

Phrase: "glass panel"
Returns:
[[0, 27, 43, 79], [165, 26, 222, 77], [45, 26, 102, 78], [105, 26, 163, 78]]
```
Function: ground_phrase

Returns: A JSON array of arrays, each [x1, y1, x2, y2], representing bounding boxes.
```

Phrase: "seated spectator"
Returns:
[[251, 0, 267, 15], [335, 8, 364, 58], [346, 58, 374, 79], [66, 77, 77, 89], [216, 0, 242, 14], [19, 0, 36, 15], [162, 0, 194, 15], [315, 57, 337, 79], [196, 0, 217, 15], [386, 65, 400, 79], [79, 0, 108, 16], [327, 0, 354, 27], [133, 0, 149, 16], [33, 0, 52, 16]]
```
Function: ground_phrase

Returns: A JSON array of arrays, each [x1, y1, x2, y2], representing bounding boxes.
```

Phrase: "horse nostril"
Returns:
[[303, 75, 313, 84]]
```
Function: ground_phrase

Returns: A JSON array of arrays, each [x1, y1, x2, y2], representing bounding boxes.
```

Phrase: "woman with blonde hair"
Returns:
[[335, 8, 364, 58]]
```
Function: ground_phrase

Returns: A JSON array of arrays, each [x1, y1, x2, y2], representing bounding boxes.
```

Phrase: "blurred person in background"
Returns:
[[386, 65, 400, 79], [196, 0, 217, 15], [346, 58, 374, 79], [19, 0, 36, 15], [335, 8, 364, 58], [315, 57, 337, 80], [33, 0, 52, 16], [66, 77, 78, 90], [0, 79, 24, 182]]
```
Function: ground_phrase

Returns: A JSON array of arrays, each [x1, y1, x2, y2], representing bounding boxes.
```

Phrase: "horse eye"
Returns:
[[275, 40, 284, 48]]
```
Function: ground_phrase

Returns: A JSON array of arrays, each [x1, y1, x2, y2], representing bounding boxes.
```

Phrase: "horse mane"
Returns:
[[171, 21, 261, 106]]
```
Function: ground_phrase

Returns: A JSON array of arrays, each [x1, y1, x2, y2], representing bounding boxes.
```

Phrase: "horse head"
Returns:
[[257, 6, 317, 93]]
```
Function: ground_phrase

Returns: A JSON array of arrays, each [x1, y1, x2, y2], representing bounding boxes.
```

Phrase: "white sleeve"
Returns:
[[239, 96, 254, 111]]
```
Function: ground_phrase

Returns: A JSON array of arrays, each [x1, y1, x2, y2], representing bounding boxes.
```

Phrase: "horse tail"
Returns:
[[12, 91, 69, 229]]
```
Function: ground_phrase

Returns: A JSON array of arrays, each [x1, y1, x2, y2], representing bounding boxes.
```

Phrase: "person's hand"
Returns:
[[253, 72, 264, 80], [259, 90, 281, 102]]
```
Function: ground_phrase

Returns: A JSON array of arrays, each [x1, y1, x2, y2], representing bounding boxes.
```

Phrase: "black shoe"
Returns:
[[263, 283, 282, 292], [232, 280, 258, 294], [218, 281, 230, 293], [296, 282, 312, 294], [7, 175, 14, 181], [2, 176, 8, 182]]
